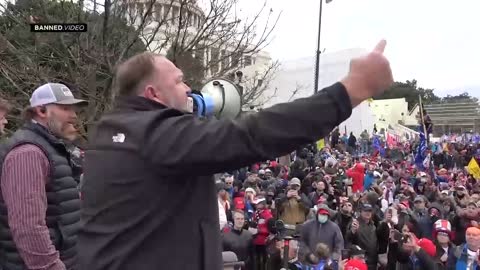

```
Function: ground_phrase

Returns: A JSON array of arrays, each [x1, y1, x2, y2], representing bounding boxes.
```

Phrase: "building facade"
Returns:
[[120, 0, 272, 79], [424, 100, 480, 136], [370, 98, 419, 131]]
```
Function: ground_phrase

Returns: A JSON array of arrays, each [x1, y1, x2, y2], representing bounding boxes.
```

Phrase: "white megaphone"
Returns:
[[187, 78, 243, 119]]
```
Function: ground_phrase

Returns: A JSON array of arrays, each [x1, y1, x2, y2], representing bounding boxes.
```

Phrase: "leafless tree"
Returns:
[[110, 0, 282, 101], [120, 0, 280, 74], [0, 0, 282, 134], [240, 60, 279, 109], [287, 83, 306, 103]]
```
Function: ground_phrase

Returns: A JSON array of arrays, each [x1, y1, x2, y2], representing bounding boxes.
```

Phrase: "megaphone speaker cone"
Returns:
[[200, 79, 242, 119]]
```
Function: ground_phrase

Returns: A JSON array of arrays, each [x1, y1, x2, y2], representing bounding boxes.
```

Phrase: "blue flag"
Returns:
[[373, 135, 384, 157], [415, 132, 428, 170], [473, 134, 480, 144]]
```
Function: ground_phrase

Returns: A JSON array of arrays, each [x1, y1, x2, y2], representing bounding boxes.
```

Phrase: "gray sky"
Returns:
[[240, 0, 480, 98]]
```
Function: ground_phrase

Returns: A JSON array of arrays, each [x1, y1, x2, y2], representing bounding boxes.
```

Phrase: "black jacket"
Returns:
[[78, 82, 352, 270], [221, 228, 254, 269], [334, 212, 353, 238], [396, 248, 437, 270], [346, 218, 379, 268]]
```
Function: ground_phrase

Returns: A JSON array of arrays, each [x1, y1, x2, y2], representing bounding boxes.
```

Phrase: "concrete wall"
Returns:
[[370, 98, 418, 131]]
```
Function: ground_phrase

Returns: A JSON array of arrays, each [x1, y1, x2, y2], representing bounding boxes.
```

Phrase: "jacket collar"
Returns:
[[114, 96, 168, 112], [22, 121, 69, 156], [24, 121, 63, 146]]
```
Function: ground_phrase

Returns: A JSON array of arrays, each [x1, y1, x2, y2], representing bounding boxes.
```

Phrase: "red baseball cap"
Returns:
[[344, 259, 367, 270], [317, 208, 330, 215], [417, 238, 436, 257]]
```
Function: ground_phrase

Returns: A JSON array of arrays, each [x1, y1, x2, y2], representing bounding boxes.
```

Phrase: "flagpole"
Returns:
[[418, 95, 434, 175], [418, 95, 428, 142]]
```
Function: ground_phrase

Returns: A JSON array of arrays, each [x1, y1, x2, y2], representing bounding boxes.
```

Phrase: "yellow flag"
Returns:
[[467, 158, 480, 180], [317, 139, 325, 150], [442, 143, 448, 152]]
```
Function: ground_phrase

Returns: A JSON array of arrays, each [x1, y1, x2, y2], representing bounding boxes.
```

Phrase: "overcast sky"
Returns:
[[239, 0, 480, 98]]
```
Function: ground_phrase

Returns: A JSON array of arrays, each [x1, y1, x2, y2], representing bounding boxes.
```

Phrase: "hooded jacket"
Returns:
[[299, 217, 344, 261], [363, 172, 374, 191], [347, 163, 365, 193]]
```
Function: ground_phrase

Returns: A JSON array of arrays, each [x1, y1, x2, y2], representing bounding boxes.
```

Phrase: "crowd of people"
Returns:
[[1, 43, 478, 270], [217, 132, 480, 270]]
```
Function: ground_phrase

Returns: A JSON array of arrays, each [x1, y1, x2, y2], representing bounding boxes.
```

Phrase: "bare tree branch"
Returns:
[[288, 83, 306, 102], [0, 0, 281, 132]]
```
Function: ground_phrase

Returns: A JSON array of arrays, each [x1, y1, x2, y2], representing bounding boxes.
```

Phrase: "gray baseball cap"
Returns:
[[29, 83, 87, 107]]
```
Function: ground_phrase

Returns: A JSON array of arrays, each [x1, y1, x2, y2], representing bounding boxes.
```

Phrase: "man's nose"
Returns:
[[183, 83, 191, 93], [70, 110, 78, 118]]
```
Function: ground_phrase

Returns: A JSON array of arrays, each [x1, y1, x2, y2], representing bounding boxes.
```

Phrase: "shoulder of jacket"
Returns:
[[303, 219, 316, 227]]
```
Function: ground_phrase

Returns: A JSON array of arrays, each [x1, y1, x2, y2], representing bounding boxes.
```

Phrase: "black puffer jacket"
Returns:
[[222, 228, 254, 269]]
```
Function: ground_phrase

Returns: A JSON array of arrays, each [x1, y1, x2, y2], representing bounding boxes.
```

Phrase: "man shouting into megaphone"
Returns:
[[78, 40, 393, 270]]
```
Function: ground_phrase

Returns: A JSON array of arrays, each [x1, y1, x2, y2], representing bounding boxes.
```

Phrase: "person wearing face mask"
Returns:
[[299, 205, 344, 263], [79, 42, 394, 270]]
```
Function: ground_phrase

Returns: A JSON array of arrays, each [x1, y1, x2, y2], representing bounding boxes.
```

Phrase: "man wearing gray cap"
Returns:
[[0, 83, 86, 270]]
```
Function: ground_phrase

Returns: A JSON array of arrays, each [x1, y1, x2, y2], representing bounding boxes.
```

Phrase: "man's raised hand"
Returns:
[[341, 39, 394, 107]]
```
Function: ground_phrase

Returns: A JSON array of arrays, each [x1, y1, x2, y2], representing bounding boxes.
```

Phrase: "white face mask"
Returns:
[[318, 215, 329, 224]]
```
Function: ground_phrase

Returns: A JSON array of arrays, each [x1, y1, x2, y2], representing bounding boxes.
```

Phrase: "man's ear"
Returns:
[[143, 85, 157, 100], [34, 106, 47, 117]]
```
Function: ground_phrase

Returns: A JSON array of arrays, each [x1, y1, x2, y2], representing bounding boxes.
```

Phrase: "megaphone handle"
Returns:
[[190, 94, 205, 117], [215, 81, 226, 116]]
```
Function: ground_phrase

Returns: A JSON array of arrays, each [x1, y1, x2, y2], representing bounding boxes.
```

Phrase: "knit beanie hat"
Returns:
[[433, 219, 452, 238]]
